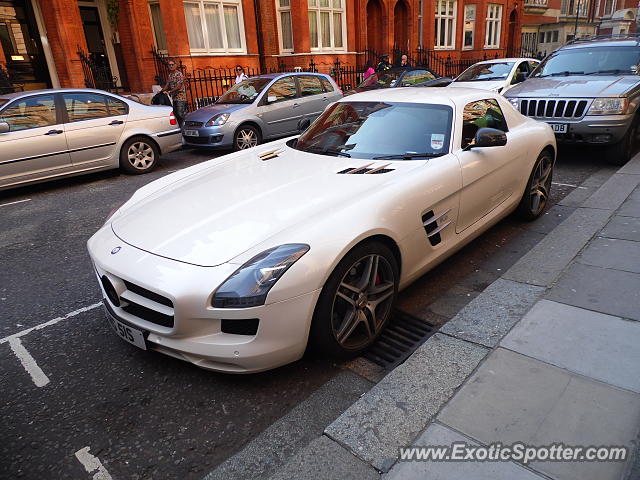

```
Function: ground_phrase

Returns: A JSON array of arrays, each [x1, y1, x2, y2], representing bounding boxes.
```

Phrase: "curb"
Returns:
[[321, 154, 640, 474]]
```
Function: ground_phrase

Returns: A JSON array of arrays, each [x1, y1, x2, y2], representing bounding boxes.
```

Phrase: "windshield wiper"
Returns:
[[467, 76, 507, 81], [372, 152, 446, 160], [537, 71, 585, 77], [584, 69, 629, 75], [301, 146, 351, 157]]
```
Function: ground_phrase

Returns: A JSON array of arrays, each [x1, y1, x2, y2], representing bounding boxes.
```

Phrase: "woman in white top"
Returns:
[[235, 66, 248, 84]]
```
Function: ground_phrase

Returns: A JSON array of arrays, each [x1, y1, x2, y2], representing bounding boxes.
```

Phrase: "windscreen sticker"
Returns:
[[431, 133, 445, 150]]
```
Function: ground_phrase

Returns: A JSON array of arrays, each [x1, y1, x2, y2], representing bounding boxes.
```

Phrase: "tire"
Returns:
[[233, 125, 261, 151], [605, 117, 639, 166], [516, 150, 554, 221], [309, 241, 399, 358], [119, 136, 159, 174]]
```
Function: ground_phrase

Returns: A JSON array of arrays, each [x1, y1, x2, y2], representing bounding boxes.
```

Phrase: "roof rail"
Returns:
[[564, 33, 640, 46]]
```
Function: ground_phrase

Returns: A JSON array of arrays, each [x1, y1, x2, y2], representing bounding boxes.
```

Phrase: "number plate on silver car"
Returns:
[[105, 306, 147, 350], [184, 129, 199, 137], [548, 123, 568, 134]]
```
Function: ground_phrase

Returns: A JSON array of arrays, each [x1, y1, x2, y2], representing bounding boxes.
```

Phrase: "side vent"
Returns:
[[421, 208, 452, 246], [338, 163, 394, 174], [258, 149, 284, 161]]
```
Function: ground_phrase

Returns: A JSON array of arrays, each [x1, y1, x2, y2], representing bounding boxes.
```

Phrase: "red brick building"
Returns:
[[0, 0, 522, 93]]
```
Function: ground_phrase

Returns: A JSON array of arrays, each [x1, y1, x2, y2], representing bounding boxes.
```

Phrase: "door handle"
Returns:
[[292, 103, 300, 108], [44, 129, 63, 135], [322, 97, 329, 101], [109, 120, 124, 125]]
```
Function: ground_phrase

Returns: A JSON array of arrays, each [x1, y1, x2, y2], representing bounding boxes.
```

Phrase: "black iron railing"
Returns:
[[0, 65, 22, 94], [77, 47, 118, 92]]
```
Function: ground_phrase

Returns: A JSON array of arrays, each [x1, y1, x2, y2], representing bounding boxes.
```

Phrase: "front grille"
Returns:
[[518, 98, 589, 119], [105, 275, 175, 328], [183, 135, 211, 144], [123, 280, 173, 308], [221, 318, 259, 335], [184, 120, 204, 128], [121, 303, 174, 328]]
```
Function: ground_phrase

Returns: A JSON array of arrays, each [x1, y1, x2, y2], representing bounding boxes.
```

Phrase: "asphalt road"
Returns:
[[0, 144, 614, 480]]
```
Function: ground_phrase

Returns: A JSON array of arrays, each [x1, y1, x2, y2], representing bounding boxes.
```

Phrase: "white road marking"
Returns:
[[0, 198, 31, 208], [551, 182, 587, 189], [8, 337, 49, 387], [75, 446, 113, 480]]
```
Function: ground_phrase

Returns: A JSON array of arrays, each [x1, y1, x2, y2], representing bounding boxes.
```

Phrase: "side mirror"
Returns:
[[513, 72, 527, 84], [0, 122, 9, 134], [267, 95, 277, 104], [465, 127, 507, 150], [297, 118, 311, 133]]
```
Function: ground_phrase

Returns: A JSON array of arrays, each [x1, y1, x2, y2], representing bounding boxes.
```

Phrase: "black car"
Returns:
[[345, 67, 452, 95]]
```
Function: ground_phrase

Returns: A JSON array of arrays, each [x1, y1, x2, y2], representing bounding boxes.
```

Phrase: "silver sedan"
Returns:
[[0, 88, 182, 191]]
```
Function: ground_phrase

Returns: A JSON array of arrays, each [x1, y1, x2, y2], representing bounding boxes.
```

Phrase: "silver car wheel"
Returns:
[[236, 128, 258, 149], [127, 141, 155, 170], [528, 152, 553, 216]]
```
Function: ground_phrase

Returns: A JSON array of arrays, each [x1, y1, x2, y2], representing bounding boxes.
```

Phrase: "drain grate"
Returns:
[[364, 309, 437, 370]]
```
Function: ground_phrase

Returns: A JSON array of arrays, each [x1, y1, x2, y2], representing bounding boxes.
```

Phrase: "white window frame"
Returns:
[[183, 0, 247, 55], [148, 1, 168, 53], [434, 0, 457, 50], [463, 4, 476, 50], [308, 0, 347, 52], [276, 0, 294, 53], [484, 3, 502, 49]]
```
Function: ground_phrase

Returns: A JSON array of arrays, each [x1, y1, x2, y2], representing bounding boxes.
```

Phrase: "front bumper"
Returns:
[[540, 114, 632, 146], [182, 123, 234, 148], [88, 226, 320, 373]]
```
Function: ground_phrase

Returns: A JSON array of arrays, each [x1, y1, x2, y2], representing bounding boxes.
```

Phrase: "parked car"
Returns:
[[88, 87, 556, 374], [505, 36, 640, 165], [182, 72, 342, 151], [344, 67, 451, 95], [449, 58, 540, 95], [0, 89, 181, 191]]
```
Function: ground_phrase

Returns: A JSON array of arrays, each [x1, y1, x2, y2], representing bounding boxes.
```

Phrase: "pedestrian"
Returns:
[[161, 59, 187, 127], [399, 54, 411, 68], [363, 59, 375, 80], [235, 65, 248, 84], [376, 54, 391, 72]]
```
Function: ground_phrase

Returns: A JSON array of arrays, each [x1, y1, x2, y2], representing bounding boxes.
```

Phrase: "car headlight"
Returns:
[[212, 244, 310, 308], [205, 113, 230, 127], [508, 97, 519, 109], [587, 98, 629, 115]]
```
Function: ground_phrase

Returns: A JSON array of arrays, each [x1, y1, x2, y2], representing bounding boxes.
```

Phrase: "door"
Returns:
[[455, 99, 515, 232], [0, 93, 70, 187], [61, 92, 127, 166], [259, 76, 301, 138], [296, 75, 329, 126], [80, 6, 114, 91]]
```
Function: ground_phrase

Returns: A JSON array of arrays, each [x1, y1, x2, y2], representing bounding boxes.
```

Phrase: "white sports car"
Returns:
[[87, 87, 556, 373]]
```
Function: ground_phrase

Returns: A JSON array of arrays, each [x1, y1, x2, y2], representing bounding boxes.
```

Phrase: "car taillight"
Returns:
[[169, 112, 177, 126]]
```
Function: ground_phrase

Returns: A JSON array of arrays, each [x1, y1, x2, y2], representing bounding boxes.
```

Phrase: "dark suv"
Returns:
[[505, 36, 640, 165]]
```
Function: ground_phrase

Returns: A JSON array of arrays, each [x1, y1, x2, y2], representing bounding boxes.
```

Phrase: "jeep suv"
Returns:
[[505, 37, 640, 165]]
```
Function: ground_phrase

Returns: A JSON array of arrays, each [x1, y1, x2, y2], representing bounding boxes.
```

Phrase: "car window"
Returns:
[[105, 96, 128, 116], [299, 75, 324, 97], [63, 93, 110, 122], [267, 76, 298, 103], [516, 61, 529, 74], [461, 99, 509, 149], [0, 95, 57, 131], [457, 62, 515, 82], [528, 61, 539, 72], [321, 77, 334, 92], [401, 69, 436, 86]]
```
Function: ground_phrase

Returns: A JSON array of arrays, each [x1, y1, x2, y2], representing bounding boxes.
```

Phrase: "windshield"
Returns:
[[533, 46, 640, 77], [457, 62, 515, 81], [295, 101, 453, 160], [216, 77, 271, 104], [357, 70, 404, 88]]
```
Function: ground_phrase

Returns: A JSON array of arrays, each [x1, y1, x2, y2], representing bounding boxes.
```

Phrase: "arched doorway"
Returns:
[[393, 0, 409, 51], [507, 9, 518, 57], [366, 0, 383, 53]]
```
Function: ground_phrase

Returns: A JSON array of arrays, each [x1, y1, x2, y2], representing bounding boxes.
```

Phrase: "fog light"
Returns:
[[210, 135, 223, 143], [590, 134, 611, 143]]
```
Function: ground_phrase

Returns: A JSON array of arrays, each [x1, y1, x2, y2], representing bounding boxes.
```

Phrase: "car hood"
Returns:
[[449, 80, 504, 91], [185, 103, 250, 122], [505, 75, 639, 98], [111, 145, 423, 267]]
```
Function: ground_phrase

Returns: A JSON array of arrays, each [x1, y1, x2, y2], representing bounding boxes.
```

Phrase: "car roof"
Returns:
[[0, 87, 127, 101], [250, 72, 331, 80], [473, 58, 539, 64], [561, 37, 640, 49], [337, 86, 494, 107]]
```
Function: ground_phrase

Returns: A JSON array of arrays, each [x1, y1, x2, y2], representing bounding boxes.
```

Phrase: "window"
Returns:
[[299, 75, 324, 96], [485, 4, 502, 48], [308, 0, 345, 51], [418, 0, 424, 46], [149, 2, 167, 52], [63, 93, 110, 122], [463, 4, 476, 50], [106, 96, 129, 116], [552, 30, 559, 42], [603, 0, 615, 15], [435, 0, 456, 49], [276, 0, 293, 52], [461, 99, 508, 148], [0, 95, 57, 131], [266, 76, 298, 103], [540, 31, 546, 43], [320, 77, 335, 92], [183, 0, 245, 53], [401, 69, 436, 86]]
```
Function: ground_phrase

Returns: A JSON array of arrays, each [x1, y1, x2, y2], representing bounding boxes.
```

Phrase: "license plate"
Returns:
[[184, 129, 199, 137], [104, 306, 147, 350], [548, 123, 568, 134]]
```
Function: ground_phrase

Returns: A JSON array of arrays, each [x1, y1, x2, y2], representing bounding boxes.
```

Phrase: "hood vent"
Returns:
[[338, 163, 394, 174], [422, 208, 451, 246], [258, 149, 284, 161]]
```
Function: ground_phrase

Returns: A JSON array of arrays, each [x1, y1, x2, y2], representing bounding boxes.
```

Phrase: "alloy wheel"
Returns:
[[236, 128, 258, 149], [127, 142, 155, 170], [330, 254, 395, 350], [528, 153, 553, 217]]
